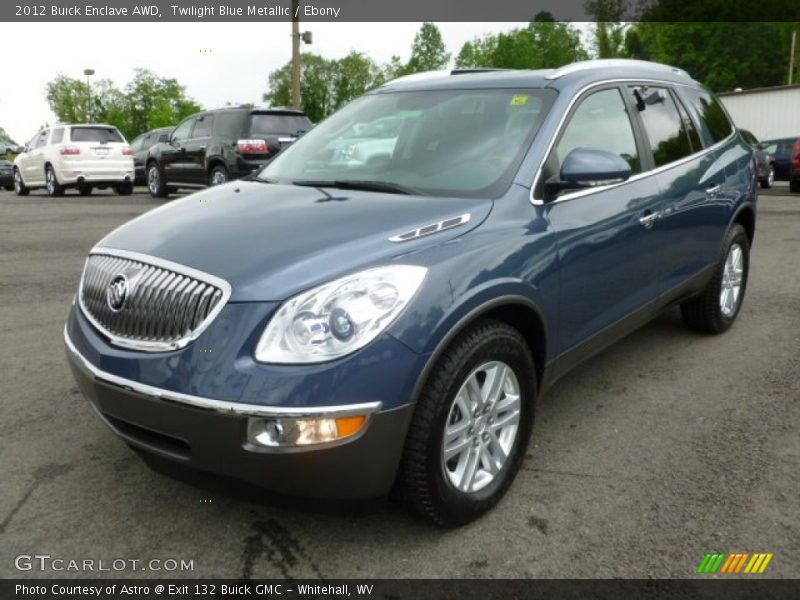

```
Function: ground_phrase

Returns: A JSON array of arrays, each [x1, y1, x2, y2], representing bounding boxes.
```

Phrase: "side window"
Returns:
[[157, 132, 170, 143], [130, 135, 145, 151], [682, 88, 733, 146], [27, 133, 41, 150], [555, 88, 641, 175], [672, 91, 703, 152], [36, 131, 50, 148], [51, 128, 64, 144], [192, 115, 214, 138], [171, 118, 195, 143], [632, 86, 694, 167]]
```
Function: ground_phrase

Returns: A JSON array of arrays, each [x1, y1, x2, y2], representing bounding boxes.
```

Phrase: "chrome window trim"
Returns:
[[65, 325, 382, 419], [78, 246, 233, 353], [529, 78, 737, 206]]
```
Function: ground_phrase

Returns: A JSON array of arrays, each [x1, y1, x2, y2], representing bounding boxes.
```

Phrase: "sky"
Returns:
[[0, 21, 596, 143]]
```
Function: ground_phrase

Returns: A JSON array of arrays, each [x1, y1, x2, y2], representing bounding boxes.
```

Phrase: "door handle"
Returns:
[[705, 184, 722, 196], [639, 210, 660, 228], [199, 145, 207, 151]]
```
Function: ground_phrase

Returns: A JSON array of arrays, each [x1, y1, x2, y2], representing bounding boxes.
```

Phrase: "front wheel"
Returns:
[[760, 167, 774, 189], [147, 163, 168, 198], [3, 185, 13, 191], [13, 169, 29, 196], [681, 224, 749, 334], [398, 319, 536, 526]]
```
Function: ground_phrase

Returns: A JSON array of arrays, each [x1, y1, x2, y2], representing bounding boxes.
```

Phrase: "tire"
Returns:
[[114, 181, 134, 196], [759, 166, 774, 189], [147, 162, 168, 198], [45, 165, 64, 197], [681, 224, 749, 334], [78, 183, 92, 196], [14, 168, 29, 196], [3, 185, 13, 191], [790, 177, 800, 194], [208, 164, 229, 186], [398, 319, 536, 526]]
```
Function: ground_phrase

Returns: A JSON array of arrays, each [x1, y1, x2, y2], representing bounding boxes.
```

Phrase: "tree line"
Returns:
[[38, 6, 799, 139]]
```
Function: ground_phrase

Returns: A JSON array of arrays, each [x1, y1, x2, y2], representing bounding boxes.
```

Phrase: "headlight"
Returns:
[[255, 265, 427, 364]]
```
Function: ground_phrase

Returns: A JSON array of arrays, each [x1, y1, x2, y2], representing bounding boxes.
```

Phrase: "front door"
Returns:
[[540, 86, 667, 357]]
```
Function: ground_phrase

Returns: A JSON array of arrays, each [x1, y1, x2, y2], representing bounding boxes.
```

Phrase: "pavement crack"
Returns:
[[0, 463, 73, 534]]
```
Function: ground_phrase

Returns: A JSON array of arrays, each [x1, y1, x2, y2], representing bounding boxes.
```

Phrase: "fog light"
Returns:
[[247, 414, 368, 448]]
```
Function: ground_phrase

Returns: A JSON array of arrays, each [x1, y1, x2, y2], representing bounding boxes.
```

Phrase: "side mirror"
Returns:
[[547, 148, 632, 196]]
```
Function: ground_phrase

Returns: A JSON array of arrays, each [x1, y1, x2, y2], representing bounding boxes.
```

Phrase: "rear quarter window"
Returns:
[[213, 112, 247, 137], [681, 88, 733, 146], [70, 127, 124, 143]]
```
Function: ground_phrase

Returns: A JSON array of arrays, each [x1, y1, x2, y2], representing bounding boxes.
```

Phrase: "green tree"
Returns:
[[402, 22, 451, 74], [625, 22, 797, 91], [45, 70, 201, 139], [264, 53, 337, 122], [455, 14, 588, 70], [585, 0, 629, 58], [332, 51, 385, 110]]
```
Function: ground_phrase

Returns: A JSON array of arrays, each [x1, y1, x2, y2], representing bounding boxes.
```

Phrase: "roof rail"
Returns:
[[382, 70, 451, 86], [450, 68, 510, 76], [546, 59, 690, 81]]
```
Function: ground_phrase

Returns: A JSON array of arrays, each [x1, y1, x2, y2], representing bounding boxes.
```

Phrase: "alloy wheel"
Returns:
[[442, 361, 521, 493], [148, 167, 159, 194], [720, 243, 744, 317]]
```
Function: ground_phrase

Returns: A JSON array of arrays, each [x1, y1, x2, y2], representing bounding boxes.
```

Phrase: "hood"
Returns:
[[98, 181, 491, 301]]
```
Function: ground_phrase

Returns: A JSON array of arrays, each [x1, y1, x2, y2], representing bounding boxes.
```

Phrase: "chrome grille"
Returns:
[[79, 250, 230, 351]]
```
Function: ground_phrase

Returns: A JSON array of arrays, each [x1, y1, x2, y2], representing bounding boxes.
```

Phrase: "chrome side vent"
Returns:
[[388, 213, 471, 243]]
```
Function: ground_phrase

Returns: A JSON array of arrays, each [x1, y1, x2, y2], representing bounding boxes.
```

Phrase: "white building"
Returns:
[[718, 85, 800, 141]]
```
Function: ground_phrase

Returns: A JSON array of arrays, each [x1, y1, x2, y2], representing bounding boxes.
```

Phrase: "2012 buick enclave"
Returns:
[[65, 60, 756, 525]]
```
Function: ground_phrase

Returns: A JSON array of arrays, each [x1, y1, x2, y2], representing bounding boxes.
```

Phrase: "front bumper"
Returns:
[[65, 302, 421, 499], [0, 173, 12, 186]]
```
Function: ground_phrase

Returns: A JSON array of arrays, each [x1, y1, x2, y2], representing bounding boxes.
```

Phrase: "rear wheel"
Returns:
[[399, 319, 536, 526], [681, 224, 749, 334], [13, 169, 29, 196], [114, 181, 133, 196], [147, 163, 168, 198], [209, 164, 229, 186], [3, 185, 13, 191], [791, 177, 800, 193], [45, 166, 64, 197]]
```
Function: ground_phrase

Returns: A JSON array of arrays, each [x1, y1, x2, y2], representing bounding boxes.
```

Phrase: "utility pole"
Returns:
[[83, 68, 95, 122], [291, 0, 301, 109], [789, 29, 797, 85]]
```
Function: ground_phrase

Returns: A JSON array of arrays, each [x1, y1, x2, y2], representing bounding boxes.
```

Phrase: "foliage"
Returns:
[[625, 22, 798, 91], [455, 13, 588, 70], [401, 22, 451, 75], [45, 69, 201, 140]]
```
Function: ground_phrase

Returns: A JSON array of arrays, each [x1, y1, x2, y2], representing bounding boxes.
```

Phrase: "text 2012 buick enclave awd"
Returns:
[[65, 60, 756, 525]]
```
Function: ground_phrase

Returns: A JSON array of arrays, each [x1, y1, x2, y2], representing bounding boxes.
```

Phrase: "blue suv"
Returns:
[[65, 60, 756, 526]]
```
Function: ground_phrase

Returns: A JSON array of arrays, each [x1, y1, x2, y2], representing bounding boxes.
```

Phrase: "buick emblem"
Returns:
[[107, 275, 129, 312]]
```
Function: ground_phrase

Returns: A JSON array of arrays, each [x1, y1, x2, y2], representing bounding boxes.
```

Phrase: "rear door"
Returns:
[[67, 126, 129, 166], [652, 85, 742, 296], [248, 111, 312, 158], [161, 117, 196, 183], [27, 130, 49, 185], [541, 86, 666, 357], [182, 113, 214, 183]]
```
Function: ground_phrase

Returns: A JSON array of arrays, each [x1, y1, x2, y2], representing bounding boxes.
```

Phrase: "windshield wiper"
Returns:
[[291, 179, 418, 195]]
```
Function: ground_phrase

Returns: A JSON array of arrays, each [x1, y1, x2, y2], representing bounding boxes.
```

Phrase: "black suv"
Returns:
[[146, 106, 311, 197]]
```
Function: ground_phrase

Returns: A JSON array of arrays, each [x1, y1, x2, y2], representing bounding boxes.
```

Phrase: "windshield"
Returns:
[[70, 127, 124, 143], [260, 89, 556, 198]]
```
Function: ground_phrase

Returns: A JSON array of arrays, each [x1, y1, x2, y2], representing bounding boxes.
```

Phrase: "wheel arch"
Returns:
[[409, 294, 550, 408], [731, 202, 756, 245]]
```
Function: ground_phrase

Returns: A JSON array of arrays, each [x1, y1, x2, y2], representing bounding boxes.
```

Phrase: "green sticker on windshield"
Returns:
[[510, 95, 530, 106]]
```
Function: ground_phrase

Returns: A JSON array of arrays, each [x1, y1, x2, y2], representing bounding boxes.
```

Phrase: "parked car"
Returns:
[[13, 124, 134, 196], [130, 127, 173, 185], [65, 60, 756, 525], [760, 136, 800, 181], [791, 139, 800, 193], [145, 106, 312, 197], [0, 159, 13, 190], [740, 129, 774, 188]]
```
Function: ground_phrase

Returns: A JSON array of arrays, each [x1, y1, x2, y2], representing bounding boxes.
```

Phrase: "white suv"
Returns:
[[13, 124, 135, 196]]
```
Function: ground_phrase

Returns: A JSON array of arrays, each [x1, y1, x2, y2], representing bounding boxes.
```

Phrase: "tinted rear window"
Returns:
[[70, 127, 124, 143], [249, 113, 312, 136], [682, 88, 733, 145]]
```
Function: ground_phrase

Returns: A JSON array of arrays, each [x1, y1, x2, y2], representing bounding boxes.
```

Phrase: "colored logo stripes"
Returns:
[[696, 552, 773, 574]]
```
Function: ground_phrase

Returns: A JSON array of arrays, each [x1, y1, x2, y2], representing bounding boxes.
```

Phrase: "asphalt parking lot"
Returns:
[[1, 184, 798, 579]]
